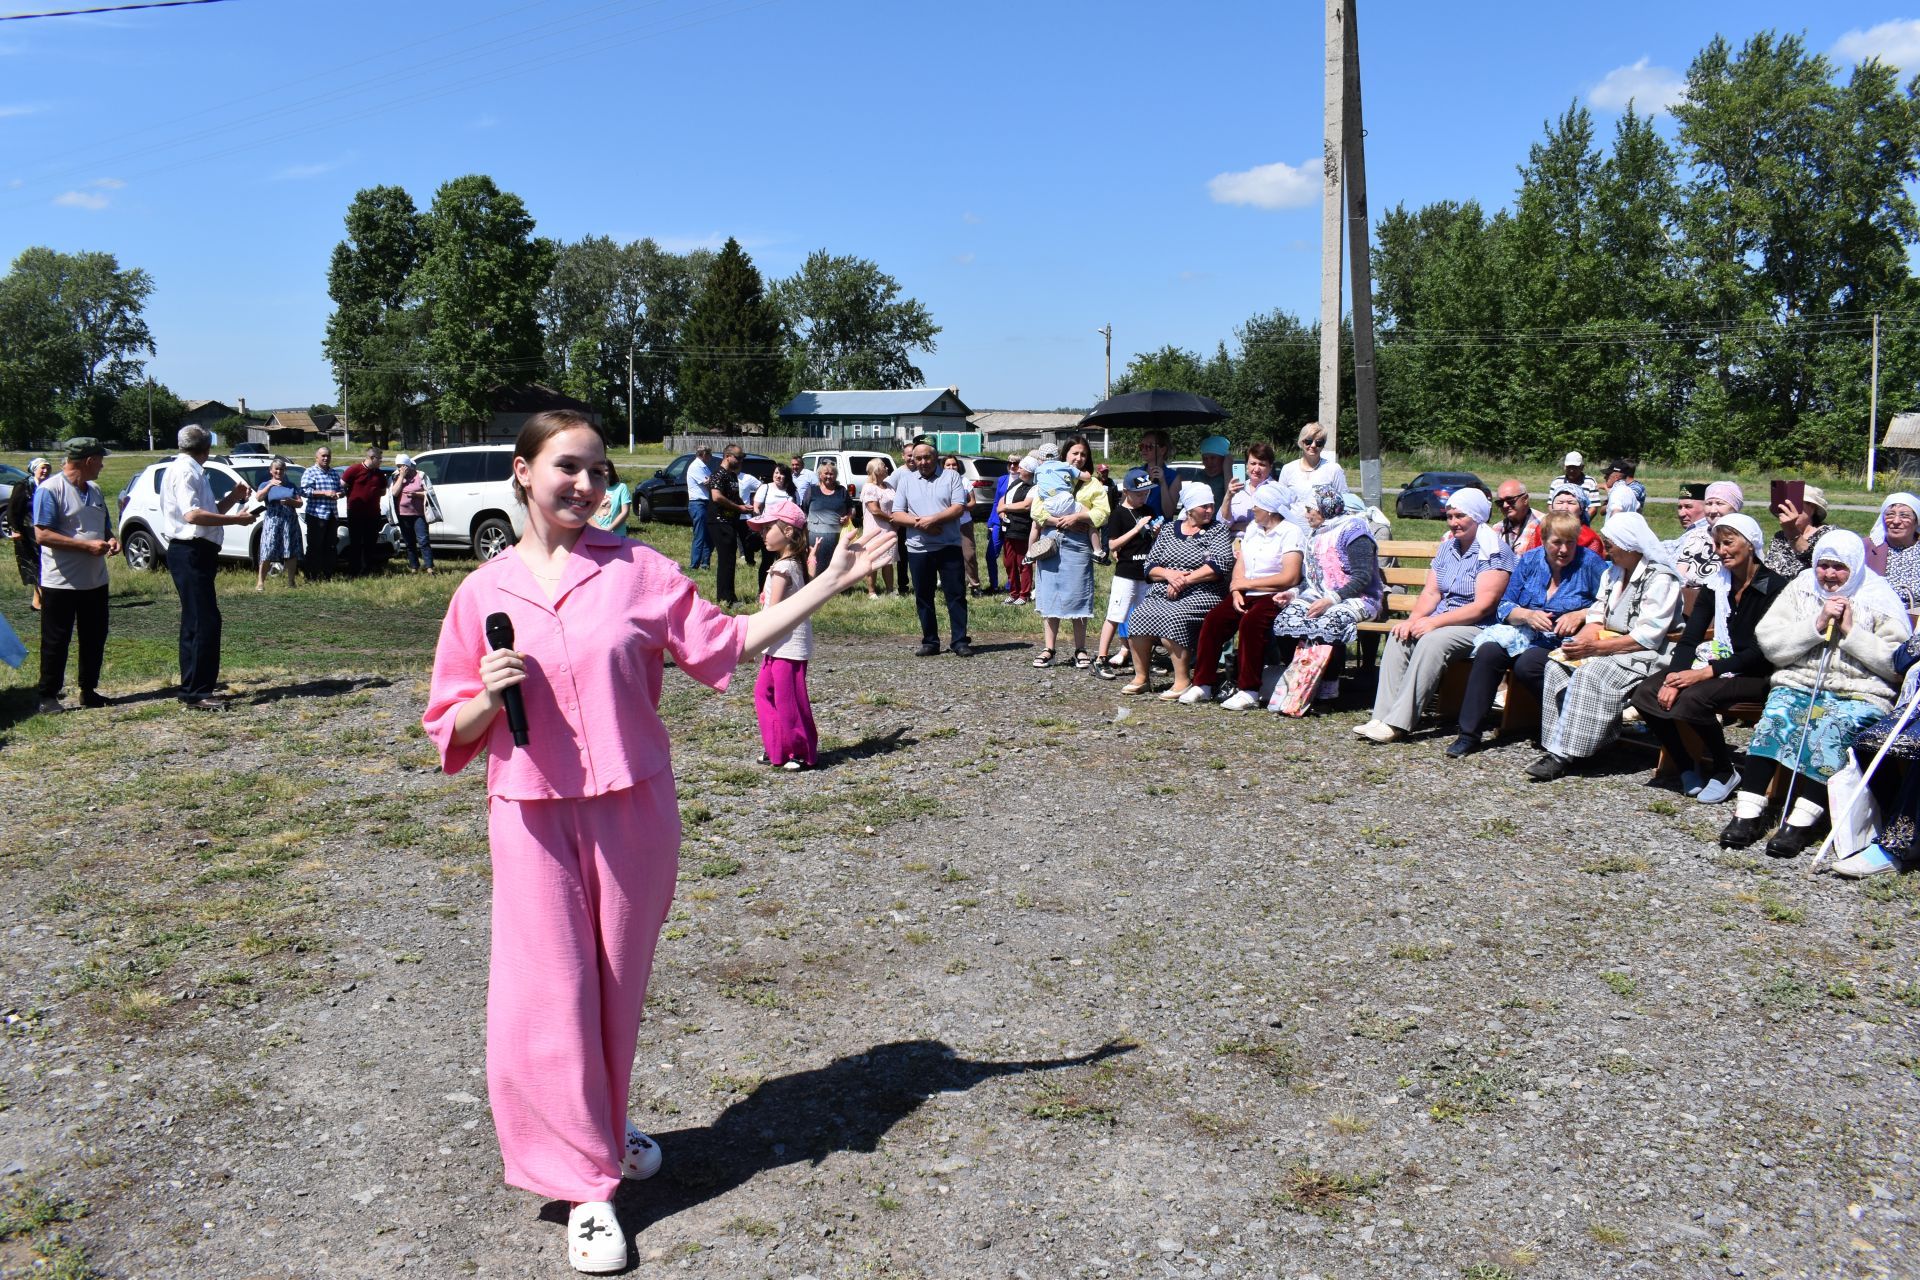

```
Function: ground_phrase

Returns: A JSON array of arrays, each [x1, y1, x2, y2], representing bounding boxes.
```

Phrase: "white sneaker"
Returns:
[[1220, 690, 1260, 712], [566, 1201, 627, 1274], [1832, 844, 1898, 879], [1351, 718, 1383, 738], [1358, 720, 1403, 744], [1177, 684, 1212, 705], [622, 1121, 662, 1179]]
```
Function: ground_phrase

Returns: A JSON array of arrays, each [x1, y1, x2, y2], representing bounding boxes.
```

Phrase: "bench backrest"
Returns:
[[1377, 539, 1442, 620]]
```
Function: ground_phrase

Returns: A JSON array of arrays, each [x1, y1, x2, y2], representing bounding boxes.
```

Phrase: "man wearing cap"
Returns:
[[685, 444, 714, 571], [161, 425, 258, 708], [1669, 482, 1719, 596], [1197, 435, 1233, 508], [32, 438, 118, 714], [1122, 429, 1179, 522], [300, 445, 344, 581], [891, 440, 971, 656], [1560, 452, 1602, 505], [1494, 479, 1542, 555], [1762, 485, 1832, 578], [1604, 458, 1646, 510], [339, 445, 387, 576]]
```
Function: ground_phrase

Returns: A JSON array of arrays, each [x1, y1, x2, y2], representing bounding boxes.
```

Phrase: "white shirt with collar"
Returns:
[[686, 455, 713, 502], [160, 452, 220, 544]]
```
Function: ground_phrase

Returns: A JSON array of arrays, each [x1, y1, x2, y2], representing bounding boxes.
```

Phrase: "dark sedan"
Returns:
[[633, 452, 777, 523], [1394, 471, 1491, 520]]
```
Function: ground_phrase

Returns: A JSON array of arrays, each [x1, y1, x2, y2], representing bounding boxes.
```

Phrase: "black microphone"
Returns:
[[483, 612, 530, 747]]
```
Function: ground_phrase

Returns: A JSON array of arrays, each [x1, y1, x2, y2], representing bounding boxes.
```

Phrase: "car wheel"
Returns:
[[472, 516, 514, 561], [632, 493, 652, 523], [122, 525, 159, 572]]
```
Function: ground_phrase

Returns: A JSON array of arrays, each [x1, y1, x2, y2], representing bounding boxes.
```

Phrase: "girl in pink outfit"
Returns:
[[422, 411, 893, 1274], [747, 498, 818, 769]]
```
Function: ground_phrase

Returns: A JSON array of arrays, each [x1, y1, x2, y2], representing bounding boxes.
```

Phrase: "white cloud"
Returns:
[[1589, 57, 1687, 114], [271, 156, 351, 181], [962, 210, 982, 225], [0, 104, 40, 120], [89, 176, 124, 189], [1834, 19, 1920, 69], [54, 190, 109, 210], [1206, 158, 1319, 210], [953, 251, 976, 266]]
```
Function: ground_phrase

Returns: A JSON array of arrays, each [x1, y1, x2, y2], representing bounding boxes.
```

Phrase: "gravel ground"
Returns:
[[3, 634, 1919, 1280]]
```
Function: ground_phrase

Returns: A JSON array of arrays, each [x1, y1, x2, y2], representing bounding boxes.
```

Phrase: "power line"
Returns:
[[0, 0, 229, 19]]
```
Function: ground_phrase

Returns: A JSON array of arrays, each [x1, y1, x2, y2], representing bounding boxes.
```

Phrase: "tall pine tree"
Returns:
[[678, 238, 784, 430]]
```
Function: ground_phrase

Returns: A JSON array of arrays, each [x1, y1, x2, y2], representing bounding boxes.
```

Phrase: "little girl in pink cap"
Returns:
[[747, 497, 818, 769]]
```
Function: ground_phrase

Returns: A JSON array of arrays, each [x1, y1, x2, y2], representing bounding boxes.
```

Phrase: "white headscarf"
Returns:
[[1707, 513, 1767, 656], [27, 456, 47, 476], [1599, 511, 1671, 568], [1178, 480, 1216, 518], [1445, 488, 1503, 561], [1870, 492, 1920, 547], [1605, 483, 1642, 514], [1812, 529, 1913, 635], [1251, 480, 1291, 514]]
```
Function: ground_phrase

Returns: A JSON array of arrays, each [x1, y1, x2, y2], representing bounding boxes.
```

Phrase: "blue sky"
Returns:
[[2, 0, 1914, 415]]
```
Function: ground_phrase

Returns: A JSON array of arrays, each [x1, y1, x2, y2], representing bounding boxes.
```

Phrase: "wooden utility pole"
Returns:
[[1868, 311, 1882, 492], [1342, 0, 1381, 507], [1317, 0, 1346, 459]]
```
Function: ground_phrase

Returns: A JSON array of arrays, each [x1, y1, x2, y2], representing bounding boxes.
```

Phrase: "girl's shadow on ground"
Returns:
[[544, 1039, 1132, 1236]]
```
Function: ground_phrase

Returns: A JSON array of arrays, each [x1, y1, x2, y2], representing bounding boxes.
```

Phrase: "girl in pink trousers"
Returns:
[[748, 498, 818, 770], [422, 411, 893, 1274]]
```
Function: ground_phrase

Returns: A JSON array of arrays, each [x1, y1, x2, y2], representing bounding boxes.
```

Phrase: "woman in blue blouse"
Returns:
[[1445, 511, 1604, 757]]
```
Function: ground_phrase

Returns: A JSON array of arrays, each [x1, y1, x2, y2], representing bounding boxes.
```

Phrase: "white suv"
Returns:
[[800, 449, 896, 504], [406, 445, 525, 560], [115, 455, 395, 571]]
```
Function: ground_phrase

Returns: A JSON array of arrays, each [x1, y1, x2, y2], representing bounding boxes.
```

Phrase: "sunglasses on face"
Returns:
[[1300, 438, 1325, 448], [1496, 496, 1525, 507]]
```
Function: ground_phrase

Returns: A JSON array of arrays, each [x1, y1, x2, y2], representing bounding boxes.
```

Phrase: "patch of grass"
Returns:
[[1759, 896, 1806, 924], [698, 857, 743, 879], [1327, 1111, 1372, 1135], [1827, 976, 1859, 1001], [902, 929, 932, 946], [1023, 1077, 1119, 1126], [1424, 1048, 1527, 1123], [0, 1183, 84, 1241], [943, 957, 970, 975], [1183, 1109, 1243, 1138], [938, 866, 971, 883], [1860, 871, 1920, 904], [1350, 1010, 1419, 1042], [1360, 823, 1409, 849], [1755, 968, 1820, 1011], [1214, 1037, 1302, 1082], [1587, 1222, 1629, 1246], [1461, 1266, 1518, 1280], [1481, 817, 1519, 839], [1580, 854, 1649, 875], [1648, 798, 1680, 816], [726, 1216, 777, 1238], [1389, 942, 1449, 962], [1272, 1164, 1386, 1220], [1600, 971, 1639, 998]]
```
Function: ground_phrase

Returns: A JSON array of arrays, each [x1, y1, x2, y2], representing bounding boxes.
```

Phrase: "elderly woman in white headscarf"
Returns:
[[1354, 488, 1515, 742], [1524, 511, 1683, 780], [1719, 529, 1912, 858], [1268, 485, 1386, 715], [1122, 480, 1235, 699], [1863, 491, 1920, 609], [8, 455, 50, 610]]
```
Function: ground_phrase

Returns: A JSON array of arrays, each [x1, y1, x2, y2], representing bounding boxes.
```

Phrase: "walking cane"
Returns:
[[1775, 621, 1839, 840], [1810, 671, 1920, 873]]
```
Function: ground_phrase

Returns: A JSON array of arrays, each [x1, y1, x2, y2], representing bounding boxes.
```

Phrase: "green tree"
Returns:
[[409, 175, 552, 441], [323, 185, 424, 448], [109, 380, 185, 446], [0, 247, 154, 447], [771, 250, 940, 393], [677, 237, 785, 430]]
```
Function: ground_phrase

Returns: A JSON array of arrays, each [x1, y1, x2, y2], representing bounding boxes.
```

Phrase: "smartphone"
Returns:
[[1232, 463, 1248, 483], [1770, 479, 1805, 517]]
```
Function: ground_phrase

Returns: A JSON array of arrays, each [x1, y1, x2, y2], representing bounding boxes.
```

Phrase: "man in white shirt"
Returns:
[[161, 426, 258, 708], [685, 445, 714, 571], [787, 453, 819, 506]]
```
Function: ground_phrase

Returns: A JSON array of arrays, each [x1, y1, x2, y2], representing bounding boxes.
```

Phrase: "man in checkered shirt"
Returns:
[[300, 445, 344, 580]]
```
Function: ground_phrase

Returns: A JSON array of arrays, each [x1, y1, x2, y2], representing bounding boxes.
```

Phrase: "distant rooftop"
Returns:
[[779, 387, 970, 417]]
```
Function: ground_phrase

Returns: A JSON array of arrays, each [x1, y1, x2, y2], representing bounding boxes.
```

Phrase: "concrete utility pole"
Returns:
[[339, 367, 350, 450], [145, 377, 153, 451], [1869, 312, 1882, 492], [1317, 0, 1346, 460], [1342, 0, 1382, 507], [627, 341, 637, 454], [1096, 324, 1112, 398]]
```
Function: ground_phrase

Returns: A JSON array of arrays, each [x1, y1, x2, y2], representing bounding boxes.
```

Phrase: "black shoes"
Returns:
[[950, 641, 974, 657], [914, 642, 941, 657], [79, 691, 111, 709], [1719, 815, 1768, 849], [1524, 752, 1566, 781], [1445, 732, 1482, 759], [1764, 822, 1822, 859]]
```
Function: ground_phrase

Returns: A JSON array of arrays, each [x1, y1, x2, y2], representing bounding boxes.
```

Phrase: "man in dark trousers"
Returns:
[[340, 445, 387, 575], [300, 444, 344, 580], [159, 426, 257, 708], [32, 438, 118, 714], [706, 447, 752, 607]]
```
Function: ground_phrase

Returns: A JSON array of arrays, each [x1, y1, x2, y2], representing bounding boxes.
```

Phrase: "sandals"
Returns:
[[1120, 681, 1151, 695], [1073, 649, 1092, 670], [1032, 648, 1055, 668], [1095, 660, 1120, 680]]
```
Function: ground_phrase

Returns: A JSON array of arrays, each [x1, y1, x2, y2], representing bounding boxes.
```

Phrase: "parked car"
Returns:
[[1394, 471, 1491, 521], [0, 462, 28, 538], [228, 441, 269, 456], [404, 445, 527, 560], [951, 455, 1010, 520], [631, 452, 777, 524], [799, 449, 895, 505], [115, 456, 396, 571]]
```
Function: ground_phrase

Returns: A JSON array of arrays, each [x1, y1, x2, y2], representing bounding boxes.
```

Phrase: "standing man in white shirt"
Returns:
[[685, 445, 714, 571], [160, 426, 257, 708], [32, 437, 118, 714]]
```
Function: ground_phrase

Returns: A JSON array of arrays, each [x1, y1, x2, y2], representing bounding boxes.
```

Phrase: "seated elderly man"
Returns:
[[1524, 512, 1683, 781], [1668, 482, 1717, 598], [1354, 489, 1514, 743], [1545, 481, 1605, 555], [1494, 480, 1542, 554]]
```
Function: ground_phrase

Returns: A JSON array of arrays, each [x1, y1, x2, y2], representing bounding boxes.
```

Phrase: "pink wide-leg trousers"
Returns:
[[485, 771, 680, 1203], [753, 655, 817, 768]]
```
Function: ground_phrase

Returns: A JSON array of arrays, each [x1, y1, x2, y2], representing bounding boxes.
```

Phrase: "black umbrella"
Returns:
[[1078, 389, 1228, 430]]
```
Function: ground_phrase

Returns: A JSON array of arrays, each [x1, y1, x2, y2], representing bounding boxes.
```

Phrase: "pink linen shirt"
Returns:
[[423, 525, 748, 800]]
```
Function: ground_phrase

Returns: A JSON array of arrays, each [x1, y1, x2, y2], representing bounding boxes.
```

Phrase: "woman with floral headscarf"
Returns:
[[1355, 488, 1514, 742], [1628, 512, 1786, 803], [1524, 511, 1682, 781], [1863, 491, 1920, 609], [1719, 530, 1911, 858], [1267, 485, 1385, 714]]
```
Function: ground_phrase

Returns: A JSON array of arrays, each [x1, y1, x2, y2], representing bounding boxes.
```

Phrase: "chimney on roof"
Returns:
[[237, 397, 247, 416]]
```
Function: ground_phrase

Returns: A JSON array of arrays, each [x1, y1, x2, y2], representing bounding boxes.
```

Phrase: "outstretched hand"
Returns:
[[828, 527, 898, 582]]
